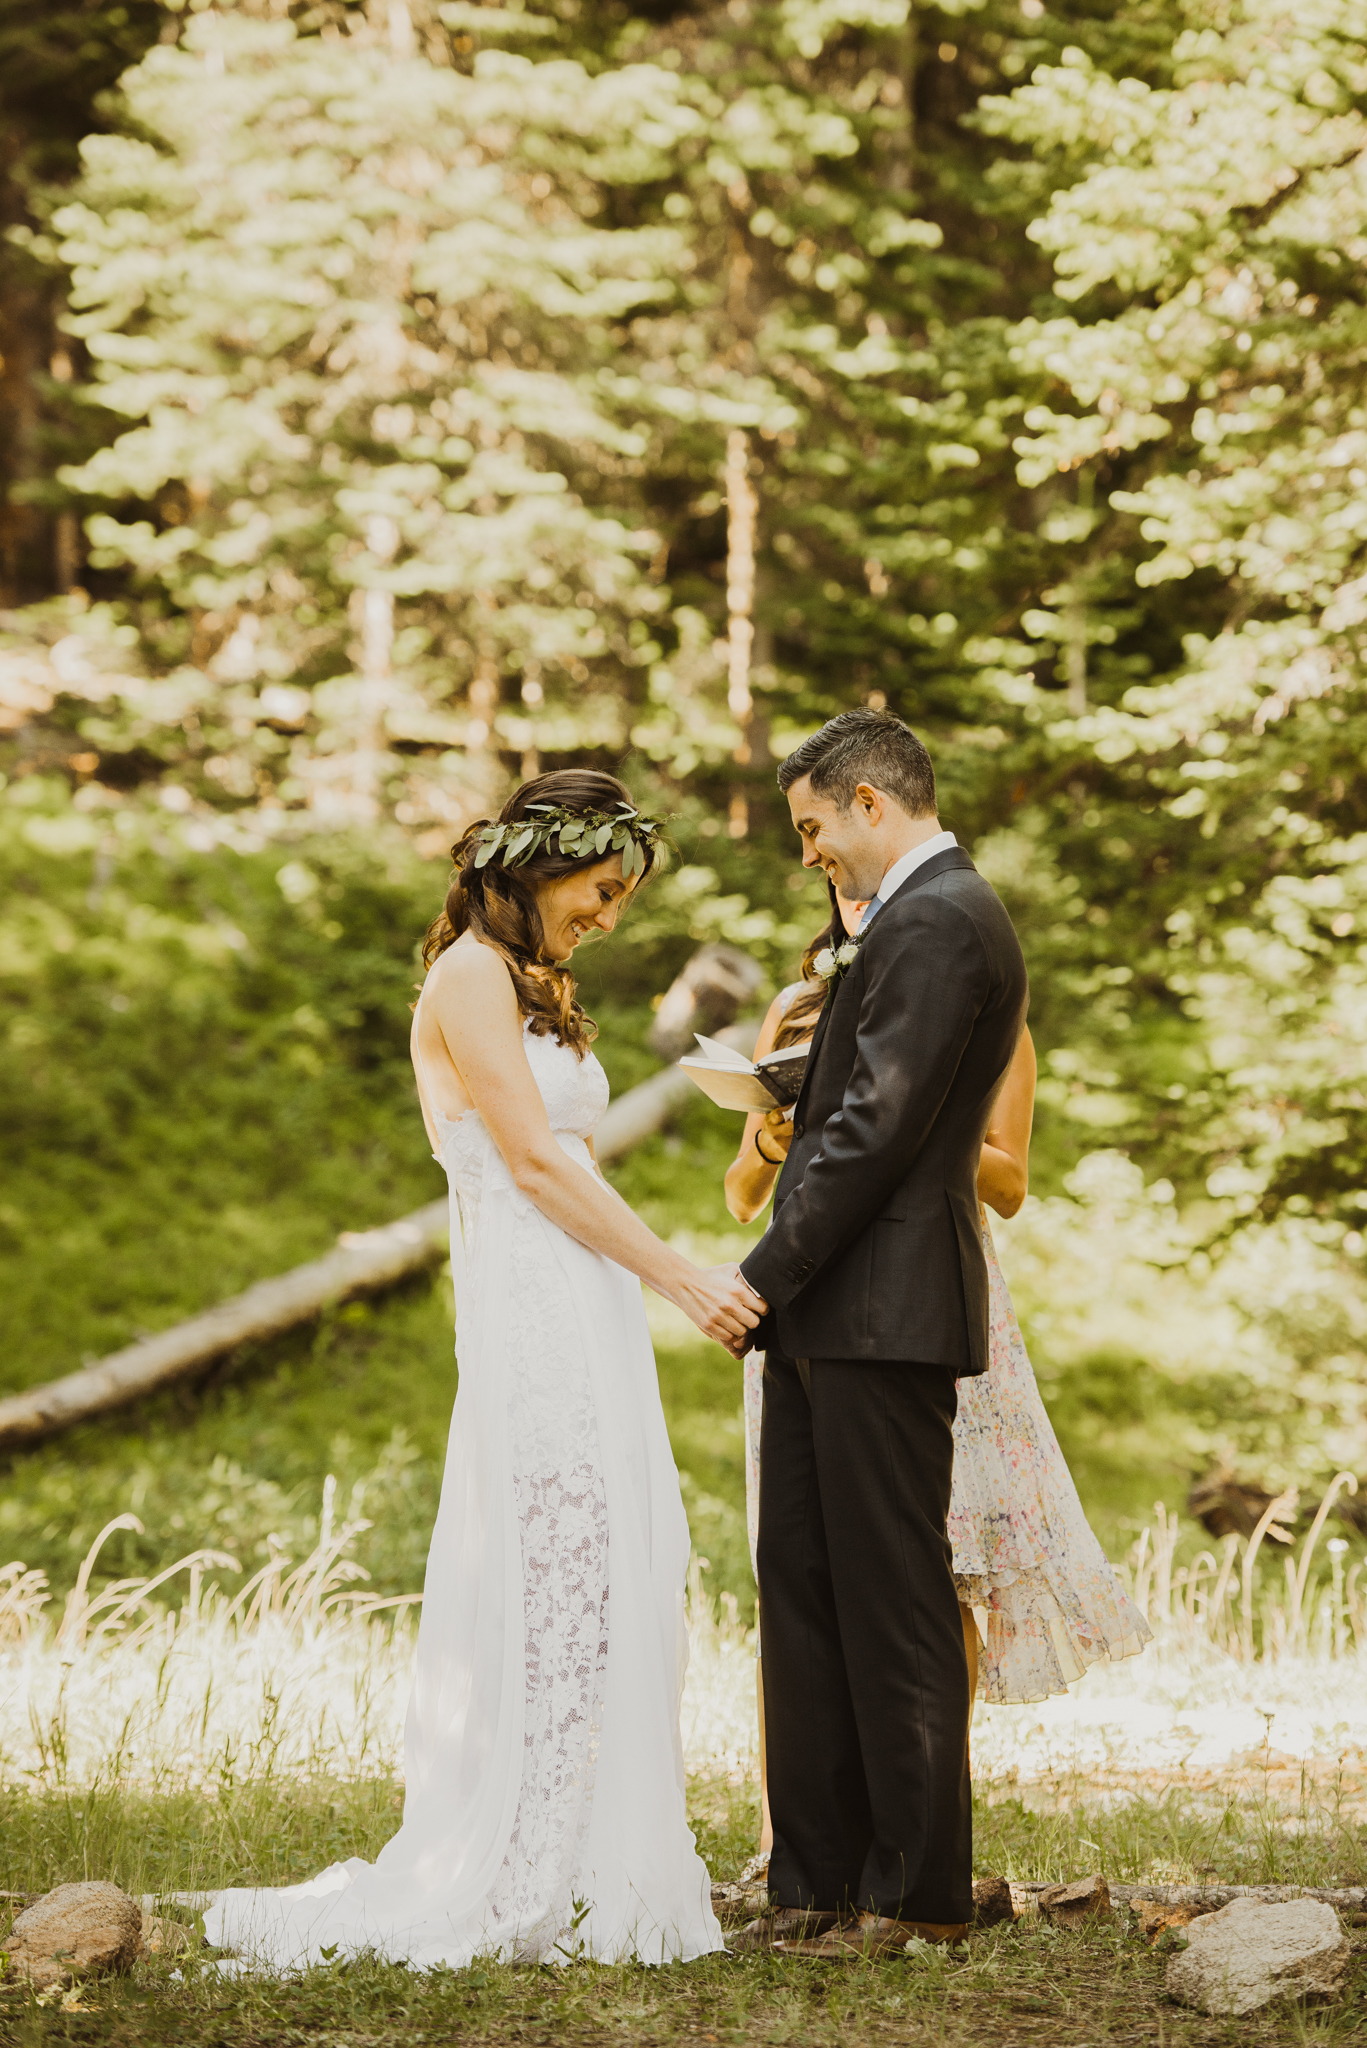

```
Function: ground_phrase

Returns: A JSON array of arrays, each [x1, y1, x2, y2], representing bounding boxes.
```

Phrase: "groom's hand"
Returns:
[[678, 1263, 768, 1356]]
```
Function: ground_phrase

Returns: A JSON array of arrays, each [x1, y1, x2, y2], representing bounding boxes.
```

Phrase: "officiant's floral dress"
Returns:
[[742, 985, 1150, 1707]]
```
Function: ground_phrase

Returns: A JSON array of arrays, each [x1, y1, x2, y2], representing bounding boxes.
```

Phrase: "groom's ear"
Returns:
[[853, 781, 886, 824]]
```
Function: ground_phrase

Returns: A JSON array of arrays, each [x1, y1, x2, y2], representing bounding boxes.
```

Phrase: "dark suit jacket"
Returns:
[[740, 847, 1028, 1373]]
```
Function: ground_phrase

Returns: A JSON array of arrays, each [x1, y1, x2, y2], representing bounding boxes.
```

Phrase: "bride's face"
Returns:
[[534, 855, 635, 962]]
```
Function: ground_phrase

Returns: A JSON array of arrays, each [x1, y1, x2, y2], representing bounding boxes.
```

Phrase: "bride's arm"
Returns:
[[427, 943, 765, 1351], [978, 1027, 1036, 1219]]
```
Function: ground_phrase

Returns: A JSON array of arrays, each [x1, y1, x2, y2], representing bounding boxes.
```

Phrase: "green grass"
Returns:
[[0, 1077, 1213, 1618], [0, 1058, 1228, 1621], [6, 1928, 1361, 2048], [0, 791, 1275, 1614], [0, 1110, 763, 1613], [1, 1774, 1365, 2044], [0, 796, 760, 1607], [4, 1767, 1365, 1912]]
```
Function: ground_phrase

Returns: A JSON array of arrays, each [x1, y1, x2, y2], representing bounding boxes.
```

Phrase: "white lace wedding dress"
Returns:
[[204, 1012, 723, 1971]]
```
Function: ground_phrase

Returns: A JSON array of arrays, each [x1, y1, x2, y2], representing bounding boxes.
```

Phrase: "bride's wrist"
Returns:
[[660, 1254, 701, 1307], [672, 1253, 717, 1302]]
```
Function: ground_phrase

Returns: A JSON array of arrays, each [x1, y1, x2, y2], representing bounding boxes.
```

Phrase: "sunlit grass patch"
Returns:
[[4, 1496, 1367, 1808]]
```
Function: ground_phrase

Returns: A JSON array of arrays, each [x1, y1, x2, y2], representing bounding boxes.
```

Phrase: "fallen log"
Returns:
[[714, 1874, 1367, 1930], [0, 1207, 452, 1456], [649, 943, 765, 1062], [1014, 1880, 1367, 1911], [1113, 1883, 1367, 1910], [0, 1021, 758, 1454]]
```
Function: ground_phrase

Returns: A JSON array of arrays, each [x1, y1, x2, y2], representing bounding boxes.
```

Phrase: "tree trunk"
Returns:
[[725, 429, 758, 836]]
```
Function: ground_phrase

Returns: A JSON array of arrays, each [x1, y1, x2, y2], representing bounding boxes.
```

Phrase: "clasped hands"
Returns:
[[678, 1263, 769, 1357]]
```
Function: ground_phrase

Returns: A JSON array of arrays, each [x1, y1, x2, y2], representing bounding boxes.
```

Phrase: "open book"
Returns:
[[679, 1033, 809, 1113]]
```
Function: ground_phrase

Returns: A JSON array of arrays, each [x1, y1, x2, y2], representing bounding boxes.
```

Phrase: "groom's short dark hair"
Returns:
[[778, 708, 937, 818]]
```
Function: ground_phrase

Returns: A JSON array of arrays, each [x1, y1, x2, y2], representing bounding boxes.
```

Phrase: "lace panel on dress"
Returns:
[[486, 1162, 609, 1955]]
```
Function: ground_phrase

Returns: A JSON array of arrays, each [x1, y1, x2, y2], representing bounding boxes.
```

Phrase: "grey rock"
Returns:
[[1165, 1895, 1349, 2017], [3, 1880, 143, 1989]]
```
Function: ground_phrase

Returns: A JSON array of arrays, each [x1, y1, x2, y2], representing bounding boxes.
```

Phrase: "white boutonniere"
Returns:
[[813, 935, 865, 992]]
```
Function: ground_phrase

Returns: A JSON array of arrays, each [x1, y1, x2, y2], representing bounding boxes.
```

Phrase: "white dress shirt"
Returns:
[[872, 829, 958, 909]]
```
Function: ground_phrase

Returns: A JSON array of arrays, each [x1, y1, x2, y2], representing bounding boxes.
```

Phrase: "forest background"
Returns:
[[2, 0, 1367, 1616]]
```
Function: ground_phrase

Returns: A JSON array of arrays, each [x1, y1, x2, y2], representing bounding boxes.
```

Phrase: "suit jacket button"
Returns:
[[793, 1122, 804, 1138]]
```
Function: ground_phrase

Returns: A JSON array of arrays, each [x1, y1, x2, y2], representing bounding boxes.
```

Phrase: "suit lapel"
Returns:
[[790, 847, 976, 1121], [792, 996, 833, 1121]]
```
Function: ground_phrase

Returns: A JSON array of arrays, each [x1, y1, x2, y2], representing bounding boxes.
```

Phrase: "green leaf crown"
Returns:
[[470, 801, 666, 882]]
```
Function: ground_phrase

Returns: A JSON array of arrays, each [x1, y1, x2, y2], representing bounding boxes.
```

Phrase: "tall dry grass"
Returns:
[[1119, 1473, 1363, 1661], [0, 1481, 757, 1794], [1, 1479, 1363, 1800], [971, 1482, 1367, 1801], [0, 1479, 422, 1792]]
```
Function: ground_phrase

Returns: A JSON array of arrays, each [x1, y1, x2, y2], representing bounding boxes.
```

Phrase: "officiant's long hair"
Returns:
[[423, 770, 666, 1058], [772, 878, 844, 1051]]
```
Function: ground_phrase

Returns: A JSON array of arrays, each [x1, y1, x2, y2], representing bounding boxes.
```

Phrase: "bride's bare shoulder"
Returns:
[[424, 937, 518, 1016]]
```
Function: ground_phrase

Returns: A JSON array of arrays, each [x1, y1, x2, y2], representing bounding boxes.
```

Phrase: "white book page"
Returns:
[[678, 1061, 775, 1112], [690, 1032, 757, 1072]]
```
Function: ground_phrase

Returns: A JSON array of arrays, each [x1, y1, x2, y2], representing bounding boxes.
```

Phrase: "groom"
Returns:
[[737, 709, 1028, 1956]]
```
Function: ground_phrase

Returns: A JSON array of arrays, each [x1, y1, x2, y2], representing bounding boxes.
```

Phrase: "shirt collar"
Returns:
[[875, 829, 958, 907]]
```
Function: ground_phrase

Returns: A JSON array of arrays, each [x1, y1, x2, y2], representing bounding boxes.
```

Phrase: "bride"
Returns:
[[205, 770, 764, 1970]]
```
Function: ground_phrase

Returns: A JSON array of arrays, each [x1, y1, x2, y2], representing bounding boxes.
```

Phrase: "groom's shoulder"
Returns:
[[881, 858, 1022, 959], [928, 859, 1011, 915], [883, 856, 1005, 926]]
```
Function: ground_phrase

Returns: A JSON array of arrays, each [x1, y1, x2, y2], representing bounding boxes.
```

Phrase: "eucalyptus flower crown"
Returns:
[[470, 800, 666, 881]]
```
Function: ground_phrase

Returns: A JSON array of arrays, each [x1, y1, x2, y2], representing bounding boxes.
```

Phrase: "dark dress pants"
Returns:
[[757, 1349, 971, 1924]]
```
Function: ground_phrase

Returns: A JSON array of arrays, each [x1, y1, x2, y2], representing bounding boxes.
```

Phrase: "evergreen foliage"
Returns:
[[979, 1, 1367, 1233], [3, 0, 1367, 1509]]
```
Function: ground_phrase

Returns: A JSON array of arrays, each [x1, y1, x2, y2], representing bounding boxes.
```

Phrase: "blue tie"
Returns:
[[856, 896, 883, 935]]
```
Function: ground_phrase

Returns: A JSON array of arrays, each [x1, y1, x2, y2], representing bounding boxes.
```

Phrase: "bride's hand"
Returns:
[[673, 1263, 768, 1356]]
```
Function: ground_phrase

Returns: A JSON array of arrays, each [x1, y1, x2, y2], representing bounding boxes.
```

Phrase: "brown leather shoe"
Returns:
[[727, 1906, 840, 1954], [775, 1911, 968, 1958]]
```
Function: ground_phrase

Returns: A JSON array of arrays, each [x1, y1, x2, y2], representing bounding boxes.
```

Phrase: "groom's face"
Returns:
[[787, 775, 887, 901]]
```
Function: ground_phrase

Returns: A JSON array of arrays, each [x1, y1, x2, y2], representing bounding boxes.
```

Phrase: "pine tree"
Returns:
[[975, 0, 1367, 1226], [0, 0, 163, 603], [9, 0, 1367, 1243], [18, 8, 696, 834], [611, 0, 1056, 833]]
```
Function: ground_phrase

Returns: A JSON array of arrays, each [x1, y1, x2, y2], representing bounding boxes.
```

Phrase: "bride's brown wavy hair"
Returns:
[[421, 770, 666, 1058]]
